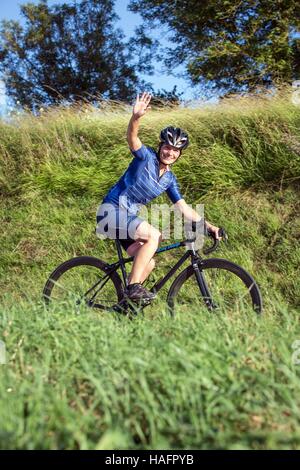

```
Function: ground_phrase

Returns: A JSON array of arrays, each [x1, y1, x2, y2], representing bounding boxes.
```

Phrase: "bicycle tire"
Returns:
[[43, 256, 124, 311], [167, 258, 262, 316]]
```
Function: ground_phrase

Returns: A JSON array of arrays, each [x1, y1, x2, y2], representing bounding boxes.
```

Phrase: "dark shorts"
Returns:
[[96, 204, 144, 252]]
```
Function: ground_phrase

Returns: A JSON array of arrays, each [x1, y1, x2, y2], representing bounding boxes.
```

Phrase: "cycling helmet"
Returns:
[[160, 126, 189, 150]]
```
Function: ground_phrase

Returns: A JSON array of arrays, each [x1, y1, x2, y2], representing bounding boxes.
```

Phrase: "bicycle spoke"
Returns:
[[171, 263, 259, 315], [46, 264, 120, 309], [86, 274, 113, 302], [201, 268, 256, 313]]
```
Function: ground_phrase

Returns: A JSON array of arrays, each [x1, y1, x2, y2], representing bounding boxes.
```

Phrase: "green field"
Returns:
[[0, 90, 300, 449]]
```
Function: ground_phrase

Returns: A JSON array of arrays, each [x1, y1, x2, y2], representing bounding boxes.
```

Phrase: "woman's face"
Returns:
[[159, 144, 181, 165]]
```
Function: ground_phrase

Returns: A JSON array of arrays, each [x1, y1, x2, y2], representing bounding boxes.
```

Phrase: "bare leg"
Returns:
[[127, 222, 161, 285], [127, 243, 155, 284]]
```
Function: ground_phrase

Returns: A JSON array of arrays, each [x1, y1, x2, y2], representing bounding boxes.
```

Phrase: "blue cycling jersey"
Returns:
[[102, 145, 183, 215]]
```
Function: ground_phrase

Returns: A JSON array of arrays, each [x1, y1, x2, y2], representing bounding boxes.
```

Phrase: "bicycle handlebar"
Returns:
[[203, 227, 227, 255], [185, 226, 228, 255]]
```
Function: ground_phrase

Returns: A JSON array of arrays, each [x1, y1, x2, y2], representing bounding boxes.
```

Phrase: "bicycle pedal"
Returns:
[[123, 292, 154, 305], [132, 297, 153, 306]]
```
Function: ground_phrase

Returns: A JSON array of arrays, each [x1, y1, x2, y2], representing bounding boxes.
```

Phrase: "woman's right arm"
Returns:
[[127, 92, 152, 151]]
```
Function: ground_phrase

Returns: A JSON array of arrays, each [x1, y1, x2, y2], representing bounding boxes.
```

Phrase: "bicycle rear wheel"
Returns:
[[43, 256, 124, 311], [167, 258, 262, 316]]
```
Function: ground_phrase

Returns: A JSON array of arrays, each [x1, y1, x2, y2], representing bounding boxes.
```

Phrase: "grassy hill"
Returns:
[[0, 90, 300, 449]]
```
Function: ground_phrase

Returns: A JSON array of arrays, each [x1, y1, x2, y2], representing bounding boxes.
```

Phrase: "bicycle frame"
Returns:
[[45, 227, 262, 314], [101, 239, 207, 296], [82, 230, 223, 310]]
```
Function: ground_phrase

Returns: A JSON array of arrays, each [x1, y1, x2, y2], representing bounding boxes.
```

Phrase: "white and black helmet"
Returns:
[[160, 126, 189, 150]]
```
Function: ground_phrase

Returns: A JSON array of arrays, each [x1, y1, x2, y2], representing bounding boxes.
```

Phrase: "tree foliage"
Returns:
[[0, 0, 144, 108], [149, 85, 183, 107], [129, 0, 300, 97]]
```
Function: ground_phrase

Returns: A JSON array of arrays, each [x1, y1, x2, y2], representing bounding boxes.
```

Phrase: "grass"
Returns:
[[1, 299, 300, 449], [0, 87, 300, 449]]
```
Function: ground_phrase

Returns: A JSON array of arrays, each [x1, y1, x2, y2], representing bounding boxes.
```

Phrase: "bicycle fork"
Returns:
[[191, 256, 218, 311]]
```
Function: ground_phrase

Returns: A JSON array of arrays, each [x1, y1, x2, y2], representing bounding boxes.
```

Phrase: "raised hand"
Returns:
[[133, 92, 152, 119]]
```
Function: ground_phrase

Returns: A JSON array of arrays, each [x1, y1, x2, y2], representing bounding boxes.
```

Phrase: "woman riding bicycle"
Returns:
[[96, 92, 221, 302]]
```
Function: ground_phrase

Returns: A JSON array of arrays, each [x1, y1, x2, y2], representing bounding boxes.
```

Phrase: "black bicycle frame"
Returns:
[[102, 239, 209, 296], [82, 236, 218, 310]]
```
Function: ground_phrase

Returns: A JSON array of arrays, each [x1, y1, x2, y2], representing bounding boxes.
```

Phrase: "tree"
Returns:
[[129, 0, 300, 97], [0, 0, 144, 109], [149, 85, 183, 107]]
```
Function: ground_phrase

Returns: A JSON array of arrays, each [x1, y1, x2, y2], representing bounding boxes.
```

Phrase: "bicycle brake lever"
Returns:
[[206, 227, 227, 240], [218, 227, 228, 242], [203, 227, 227, 255]]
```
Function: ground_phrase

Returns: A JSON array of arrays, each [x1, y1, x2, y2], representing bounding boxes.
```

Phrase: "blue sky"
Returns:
[[0, 0, 196, 104]]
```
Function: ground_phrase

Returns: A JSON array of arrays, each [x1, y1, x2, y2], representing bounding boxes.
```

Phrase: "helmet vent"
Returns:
[[160, 126, 189, 150]]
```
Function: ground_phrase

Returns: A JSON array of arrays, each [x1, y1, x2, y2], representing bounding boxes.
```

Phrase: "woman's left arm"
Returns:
[[174, 199, 222, 240]]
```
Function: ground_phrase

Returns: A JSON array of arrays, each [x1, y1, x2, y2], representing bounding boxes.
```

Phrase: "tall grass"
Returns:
[[0, 87, 300, 449], [1, 87, 299, 200]]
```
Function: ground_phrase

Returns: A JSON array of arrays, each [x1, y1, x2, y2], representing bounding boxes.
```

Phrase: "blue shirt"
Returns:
[[103, 145, 183, 215]]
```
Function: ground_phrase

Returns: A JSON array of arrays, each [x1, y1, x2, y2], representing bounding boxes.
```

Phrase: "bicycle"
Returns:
[[42, 227, 263, 316]]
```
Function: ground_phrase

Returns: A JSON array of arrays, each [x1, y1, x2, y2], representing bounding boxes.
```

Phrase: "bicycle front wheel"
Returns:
[[167, 258, 262, 316], [43, 256, 124, 311]]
